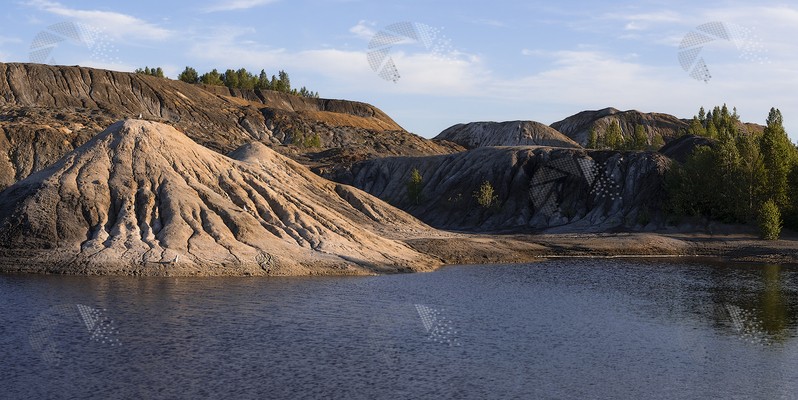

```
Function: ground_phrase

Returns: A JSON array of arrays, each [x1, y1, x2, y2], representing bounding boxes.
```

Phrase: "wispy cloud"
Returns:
[[464, 18, 506, 28], [24, 0, 172, 41], [349, 20, 376, 41], [0, 36, 23, 45], [203, 0, 279, 12]]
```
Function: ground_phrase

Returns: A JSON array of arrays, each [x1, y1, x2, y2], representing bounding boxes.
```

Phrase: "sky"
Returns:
[[1, 0, 797, 142]]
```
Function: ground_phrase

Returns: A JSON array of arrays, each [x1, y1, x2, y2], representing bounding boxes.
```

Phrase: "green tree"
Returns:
[[199, 69, 224, 86], [666, 145, 719, 217], [759, 199, 782, 240], [178, 66, 199, 83], [135, 66, 165, 78], [277, 70, 291, 92], [650, 133, 665, 150], [760, 108, 794, 209], [587, 127, 599, 149], [631, 124, 647, 150], [706, 120, 718, 139], [698, 106, 706, 123], [687, 116, 707, 137], [736, 132, 766, 221], [406, 168, 424, 205], [236, 68, 257, 90], [222, 69, 239, 88], [256, 69, 271, 90], [474, 180, 498, 209], [787, 164, 798, 228], [604, 120, 624, 150]]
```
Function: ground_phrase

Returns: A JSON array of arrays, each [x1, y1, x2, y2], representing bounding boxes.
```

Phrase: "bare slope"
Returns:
[[0, 120, 438, 276], [0, 63, 459, 191], [335, 146, 671, 232], [435, 121, 580, 149]]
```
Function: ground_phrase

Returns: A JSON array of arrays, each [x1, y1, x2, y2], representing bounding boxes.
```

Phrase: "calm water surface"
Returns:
[[3, 259, 798, 399]]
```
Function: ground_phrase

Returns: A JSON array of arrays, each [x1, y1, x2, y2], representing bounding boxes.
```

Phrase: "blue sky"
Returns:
[[1, 0, 797, 142]]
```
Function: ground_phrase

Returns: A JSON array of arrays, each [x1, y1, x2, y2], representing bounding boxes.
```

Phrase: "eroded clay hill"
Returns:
[[0, 63, 458, 191], [0, 120, 439, 276], [434, 121, 581, 149], [333, 146, 671, 232]]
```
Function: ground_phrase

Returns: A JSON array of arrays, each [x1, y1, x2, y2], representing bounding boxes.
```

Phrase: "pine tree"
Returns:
[[278, 70, 290, 92], [687, 116, 706, 137], [706, 120, 718, 139], [761, 108, 793, 208], [256, 69, 270, 90], [178, 66, 199, 84], [632, 124, 647, 150], [222, 69, 239, 88], [587, 127, 598, 149], [604, 120, 624, 150], [199, 69, 224, 86]]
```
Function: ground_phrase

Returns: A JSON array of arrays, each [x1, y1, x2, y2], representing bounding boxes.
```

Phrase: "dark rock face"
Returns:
[[333, 146, 672, 232], [658, 134, 715, 163], [0, 63, 458, 191], [434, 121, 580, 149], [551, 107, 688, 147]]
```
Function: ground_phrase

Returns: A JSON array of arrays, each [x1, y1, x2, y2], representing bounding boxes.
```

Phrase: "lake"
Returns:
[[2, 259, 798, 399]]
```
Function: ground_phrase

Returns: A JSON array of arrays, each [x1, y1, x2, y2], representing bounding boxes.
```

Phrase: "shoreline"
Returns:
[[1, 232, 796, 277]]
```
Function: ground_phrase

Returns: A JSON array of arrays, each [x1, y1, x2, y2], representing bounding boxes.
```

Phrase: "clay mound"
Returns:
[[0, 120, 438, 276], [435, 121, 580, 149]]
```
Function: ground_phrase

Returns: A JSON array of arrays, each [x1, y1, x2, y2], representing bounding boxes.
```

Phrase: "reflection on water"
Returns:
[[2, 260, 798, 399], [704, 263, 796, 345]]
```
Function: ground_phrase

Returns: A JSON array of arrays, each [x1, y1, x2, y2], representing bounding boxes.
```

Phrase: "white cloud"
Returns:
[[203, 0, 279, 12], [24, 0, 172, 41], [349, 20, 376, 41]]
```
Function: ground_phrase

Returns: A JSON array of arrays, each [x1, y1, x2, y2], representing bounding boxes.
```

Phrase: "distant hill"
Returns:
[[0, 63, 459, 191], [434, 120, 581, 149], [551, 107, 688, 147]]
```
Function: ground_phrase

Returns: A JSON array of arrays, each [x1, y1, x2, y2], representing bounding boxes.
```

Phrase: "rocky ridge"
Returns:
[[0, 63, 458, 192]]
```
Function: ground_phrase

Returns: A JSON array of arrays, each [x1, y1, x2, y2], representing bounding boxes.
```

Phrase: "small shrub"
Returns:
[[758, 199, 782, 240], [474, 180, 498, 209], [406, 168, 423, 205], [304, 133, 322, 148]]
